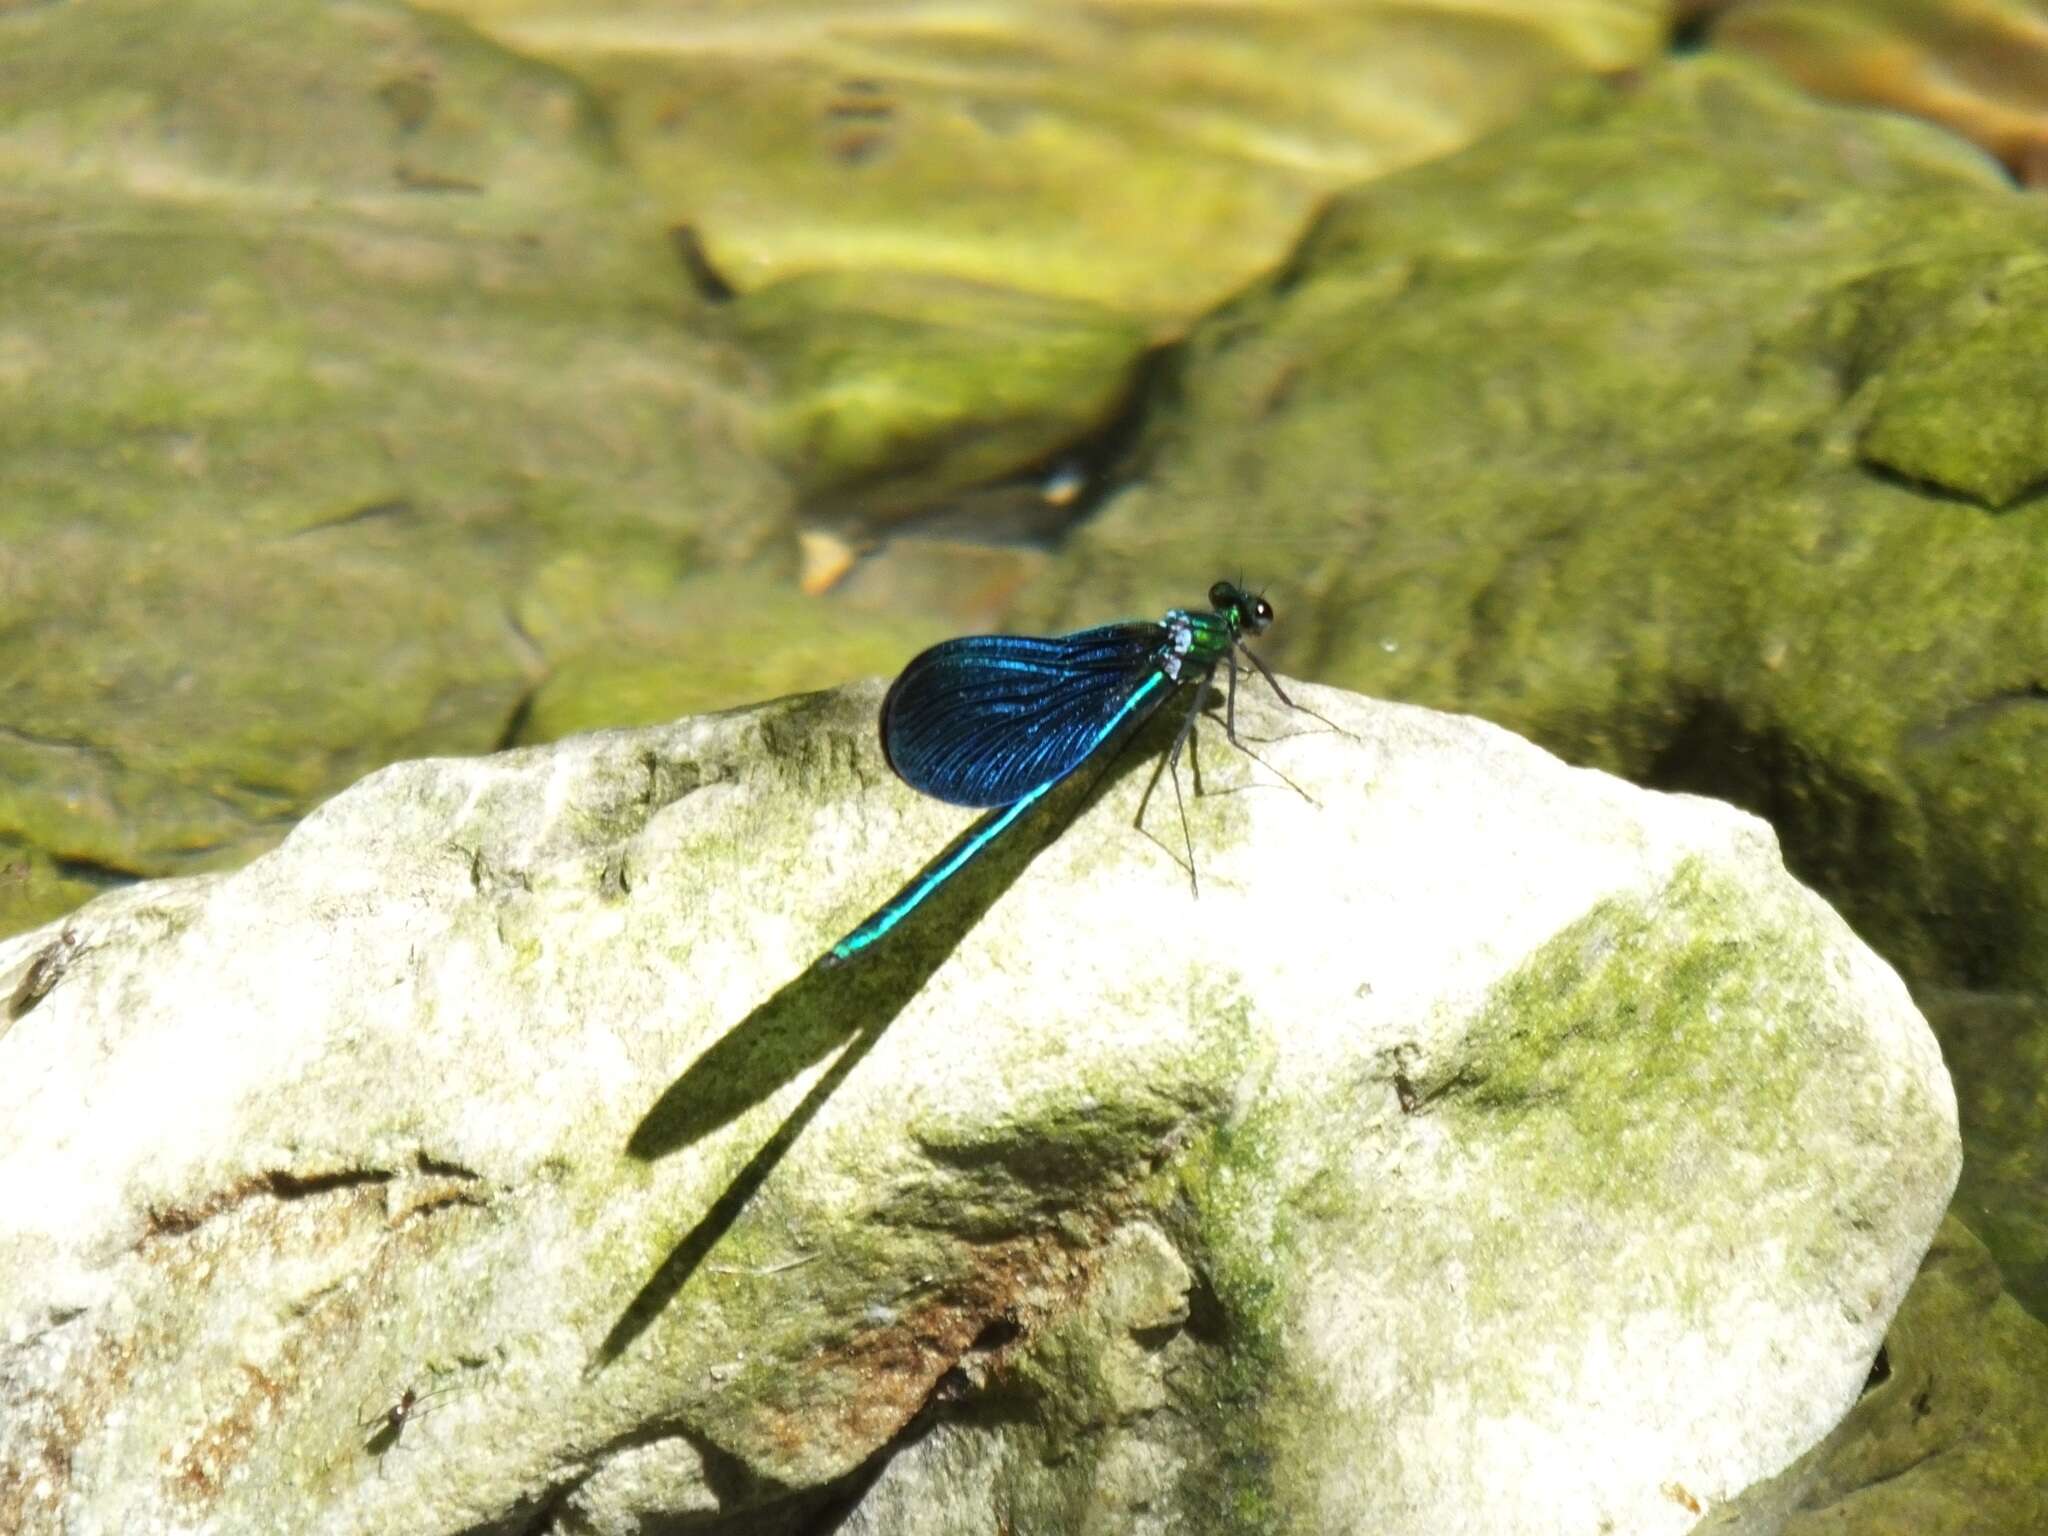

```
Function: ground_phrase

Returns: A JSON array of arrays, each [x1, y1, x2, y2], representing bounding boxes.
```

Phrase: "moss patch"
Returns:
[[1783, 1217, 2048, 1534], [1034, 57, 2048, 1001]]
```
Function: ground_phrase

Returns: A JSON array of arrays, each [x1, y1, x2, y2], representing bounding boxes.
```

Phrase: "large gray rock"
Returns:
[[0, 680, 1957, 1535]]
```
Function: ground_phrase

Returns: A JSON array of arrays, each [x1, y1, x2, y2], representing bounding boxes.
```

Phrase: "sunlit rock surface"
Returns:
[[413, 0, 1672, 320], [1713, 0, 2048, 184], [0, 681, 1955, 1534], [404, 0, 1673, 525]]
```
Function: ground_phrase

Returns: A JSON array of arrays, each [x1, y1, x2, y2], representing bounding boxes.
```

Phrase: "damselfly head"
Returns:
[[1209, 580, 1273, 635]]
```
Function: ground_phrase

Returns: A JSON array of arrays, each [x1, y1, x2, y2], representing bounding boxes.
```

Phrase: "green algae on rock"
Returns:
[[412, 0, 1673, 322], [1848, 258, 2048, 508], [0, 0, 814, 940], [1030, 57, 2048, 1003], [1780, 1217, 2048, 1535], [1920, 990, 2048, 1324], [728, 270, 1153, 527], [398, 0, 1675, 537]]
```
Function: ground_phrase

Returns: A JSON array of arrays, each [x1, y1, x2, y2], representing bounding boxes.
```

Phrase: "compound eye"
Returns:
[[1253, 597, 1273, 626]]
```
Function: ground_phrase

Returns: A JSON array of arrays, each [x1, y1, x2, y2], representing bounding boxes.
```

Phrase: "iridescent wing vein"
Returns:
[[880, 622, 1171, 807]]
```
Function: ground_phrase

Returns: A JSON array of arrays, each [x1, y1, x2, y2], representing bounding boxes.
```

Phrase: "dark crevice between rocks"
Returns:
[[869, 340, 1179, 548], [139, 1168, 395, 1245], [49, 853, 141, 890], [1906, 681, 2048, 751], [1640, 692, 1921, 956], [1862, 1340, 1892, 1395], [1032, 338, 1178, 533], [284, 498, 415, 540], [1856, 456, 2012, 512], [670, 224, 736, 303], [798, 1311, 1034, 1536], [1643, 691, 2035, 989]]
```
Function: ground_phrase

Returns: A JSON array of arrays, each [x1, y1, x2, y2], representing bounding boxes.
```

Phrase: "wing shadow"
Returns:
[[592, 703, 1197, 1371]]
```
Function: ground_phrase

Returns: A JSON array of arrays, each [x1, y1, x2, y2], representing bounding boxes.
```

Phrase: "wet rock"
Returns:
[[0, 0, 797, 939], [1714, 0, 2048, 184]]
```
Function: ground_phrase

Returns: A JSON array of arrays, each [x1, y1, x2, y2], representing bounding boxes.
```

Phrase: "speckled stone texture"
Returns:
[[0, 680, 1955, 1534]]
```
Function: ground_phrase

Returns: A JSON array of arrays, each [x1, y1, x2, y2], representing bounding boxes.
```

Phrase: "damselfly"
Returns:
[[827, 580, 1323, 963]]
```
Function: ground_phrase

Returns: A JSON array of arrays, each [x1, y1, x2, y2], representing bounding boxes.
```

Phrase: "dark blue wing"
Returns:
[[881, 622, 1172, 807]]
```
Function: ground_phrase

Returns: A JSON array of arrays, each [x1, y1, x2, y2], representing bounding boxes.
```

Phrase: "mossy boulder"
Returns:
[[1919, 991, 2048, 1322], [0, 0, 1683, 949], [1030, 58, 2048, 1005], [726, 270, 1152, 528], [0, 0, 818, 940]]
